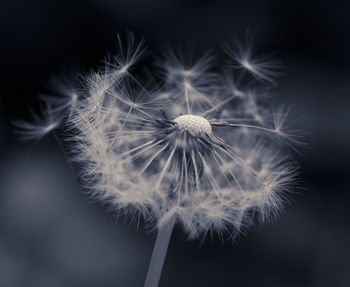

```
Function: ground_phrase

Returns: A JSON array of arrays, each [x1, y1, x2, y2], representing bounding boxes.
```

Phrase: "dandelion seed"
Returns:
[[40, 75, 80, 119], [223, 31, 282, 85], [14, 104, 60, 140]]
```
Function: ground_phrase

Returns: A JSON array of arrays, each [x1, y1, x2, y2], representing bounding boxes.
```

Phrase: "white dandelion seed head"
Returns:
[[174, 115, 212, 136], [24, 32, 301, 240]]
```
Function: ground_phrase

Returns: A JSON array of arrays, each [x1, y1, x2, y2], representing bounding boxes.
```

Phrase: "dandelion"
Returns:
[[17, 32, 300, 287]]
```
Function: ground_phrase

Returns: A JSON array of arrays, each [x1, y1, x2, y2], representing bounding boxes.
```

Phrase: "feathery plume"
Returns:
[[223, 30, 282, 85]]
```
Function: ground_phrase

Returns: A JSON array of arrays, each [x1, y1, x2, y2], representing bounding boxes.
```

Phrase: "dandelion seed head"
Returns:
[[22, 32, 301, 240], [174, 115, 212, 136]]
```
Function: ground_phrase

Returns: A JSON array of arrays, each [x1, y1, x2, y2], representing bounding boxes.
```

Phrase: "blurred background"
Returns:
[[1, 0, 350, 286]]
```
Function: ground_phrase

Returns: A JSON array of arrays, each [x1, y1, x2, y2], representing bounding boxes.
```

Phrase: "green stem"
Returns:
[[144, 214, 177, 287]]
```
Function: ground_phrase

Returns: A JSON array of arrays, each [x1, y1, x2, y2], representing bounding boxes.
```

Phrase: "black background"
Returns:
[[1, 0, 350, 286]]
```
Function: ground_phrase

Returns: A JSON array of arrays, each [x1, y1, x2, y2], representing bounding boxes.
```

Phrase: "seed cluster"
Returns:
[[174, 114, 212, 136]]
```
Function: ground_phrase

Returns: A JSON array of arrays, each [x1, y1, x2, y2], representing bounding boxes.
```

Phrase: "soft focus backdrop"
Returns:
[[1, 0, 350, 286]]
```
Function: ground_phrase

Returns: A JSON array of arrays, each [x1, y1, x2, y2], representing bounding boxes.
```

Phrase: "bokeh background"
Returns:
[[1, 0, 350, 286]]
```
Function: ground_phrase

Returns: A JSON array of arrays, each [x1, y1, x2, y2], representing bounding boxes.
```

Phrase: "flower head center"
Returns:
[[174, 114, 212, 136]]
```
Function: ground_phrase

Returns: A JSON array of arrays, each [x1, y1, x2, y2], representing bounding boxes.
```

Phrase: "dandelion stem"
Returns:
[[144, 214, 176, 287]]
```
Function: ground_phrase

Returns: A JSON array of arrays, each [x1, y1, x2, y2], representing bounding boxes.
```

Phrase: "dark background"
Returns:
[[1, 0, 350, 286]]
